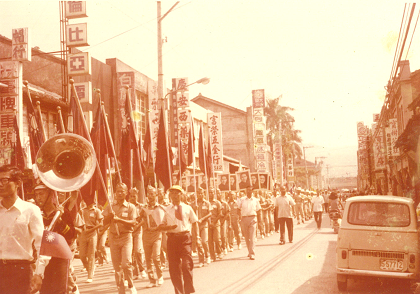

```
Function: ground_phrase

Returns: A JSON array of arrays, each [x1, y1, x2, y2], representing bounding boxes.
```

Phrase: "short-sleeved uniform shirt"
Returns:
[[103, 200, 137, 236], [209, 199, 222, 226], [79, 206, 103, 239], [191, 199, 212, 228]]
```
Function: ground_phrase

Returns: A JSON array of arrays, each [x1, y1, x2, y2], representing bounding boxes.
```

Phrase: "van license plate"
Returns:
[[379, 259, 403, 271]]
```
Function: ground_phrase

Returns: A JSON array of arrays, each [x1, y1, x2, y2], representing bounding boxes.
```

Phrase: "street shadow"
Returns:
[[290, 241, 415, 294]]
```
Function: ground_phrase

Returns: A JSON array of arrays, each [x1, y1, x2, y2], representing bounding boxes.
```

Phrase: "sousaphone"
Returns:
[[35, 133, 96, 192]]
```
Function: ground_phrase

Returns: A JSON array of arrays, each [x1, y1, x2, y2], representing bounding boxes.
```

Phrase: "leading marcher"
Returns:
[[0, 165, 44, 294], [237, 186, 261, 260], [102, 182, 138, 294], [159, 185, 199, 294]]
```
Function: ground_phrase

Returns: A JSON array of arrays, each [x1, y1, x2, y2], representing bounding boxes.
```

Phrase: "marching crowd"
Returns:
[[0, 164, 344, 294]]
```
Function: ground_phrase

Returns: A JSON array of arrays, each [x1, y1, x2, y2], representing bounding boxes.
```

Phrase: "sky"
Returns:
[[1, 1, 418, 177]]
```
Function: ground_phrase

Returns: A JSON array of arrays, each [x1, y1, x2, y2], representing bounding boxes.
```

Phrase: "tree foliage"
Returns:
[[264, 95, 303, 158]]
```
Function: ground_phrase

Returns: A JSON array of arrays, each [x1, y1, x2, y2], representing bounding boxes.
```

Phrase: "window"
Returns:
[[135, 90, 146, 140], [347, 202, 410, 227]]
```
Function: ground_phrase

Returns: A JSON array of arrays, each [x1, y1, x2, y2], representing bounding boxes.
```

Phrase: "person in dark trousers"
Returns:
[[158, 185, 199, 294], [0, 165, 44, 294]]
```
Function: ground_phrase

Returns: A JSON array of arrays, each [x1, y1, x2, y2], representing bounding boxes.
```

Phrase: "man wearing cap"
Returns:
[[158, 185, 199, 294], [0, 165, 44, 294], [275, 186, 296, 245], [237, 186, 261, 260], [32, 182, 79, 294], [102, 182, 138, 294]]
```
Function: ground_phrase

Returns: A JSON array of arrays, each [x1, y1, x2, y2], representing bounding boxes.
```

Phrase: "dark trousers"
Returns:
[[167, 232, 195, 294], [314, 211, 323, 229], [40, 257, 69, 294], [278, 217, 293, 242], [0, 262, 32, 294]]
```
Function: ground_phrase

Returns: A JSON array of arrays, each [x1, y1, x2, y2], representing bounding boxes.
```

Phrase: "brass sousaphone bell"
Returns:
[[35, 133, 96, 192]]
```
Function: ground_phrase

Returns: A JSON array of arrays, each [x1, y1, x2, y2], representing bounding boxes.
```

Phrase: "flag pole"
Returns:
[[200, 122, 209, 201], [56, 106, 66, 133]]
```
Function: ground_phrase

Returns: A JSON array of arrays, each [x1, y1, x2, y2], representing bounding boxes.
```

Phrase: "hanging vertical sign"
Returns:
[[207, 112, 223, 171], [286, 153, 294, 179], [273, 142, 282, 183], [12, 28, 31, 62], [68, 52, 91, 76], [65, 1, 87, 19], [388, 118, 399, 156], [372, 123, 386, 170], [66, 23, 89, 47], [0, 61, 22, 165], [148, 79, 159, 163]]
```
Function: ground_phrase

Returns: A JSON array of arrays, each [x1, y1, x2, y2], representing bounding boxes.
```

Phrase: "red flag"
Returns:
[[39, 230, 72, 260], [198, 125, 206, 175], [187, 120, 195, 166], [207, 135, 213, 177], [155, 106, 173, 190], [12, 115, 25, 170], [119, 92, 143, 189], [143, 118, 153, 169], [23, 94, 44, 163], [83, 99, 109, 206]]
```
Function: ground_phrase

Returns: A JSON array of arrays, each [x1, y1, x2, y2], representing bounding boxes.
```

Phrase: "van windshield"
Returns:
[[347, 202, 410, 227]]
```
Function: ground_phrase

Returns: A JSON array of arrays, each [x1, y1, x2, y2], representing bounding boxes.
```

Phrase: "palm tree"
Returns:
[[264, 95, 302, 158]]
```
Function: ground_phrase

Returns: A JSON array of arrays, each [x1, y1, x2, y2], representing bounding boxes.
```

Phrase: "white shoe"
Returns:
[[86, 278, 93, 283], [158, 276, 164, 285], [206, 257, 211, 264], [81, 268, 86, 273], [238, 244, 242, 250], [129, 286, 137, 294], [71, 286, 80, 294], [191, 251, 198, 257], [198, 263, 204, 268], [228, 247, 233, 252], [223, 248, 227, 254], [140, 270, 147, 279], [146, 282, 157, 288], [124, 280, 128, 287]]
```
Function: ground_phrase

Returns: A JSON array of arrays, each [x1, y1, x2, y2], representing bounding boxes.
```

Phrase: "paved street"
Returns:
[[74, 215, 417, 294]]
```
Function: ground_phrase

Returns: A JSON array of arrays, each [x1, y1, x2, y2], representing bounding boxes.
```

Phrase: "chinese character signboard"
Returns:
[[12, 28, 31, 62], [0, 61, 22, 165], [273, 142, 283, 182], [66, 23, 89, 47], [207, 113, 223, 171], [148, 79, 159, 163], [68, 52, 91, 76], [373, 113, 380, 123], [252, 89, 265, 108], [286, 153, 294, 179], [176, 92, 189, 108], [388, 118, 399, 156], [69, 81, 91, 104], [174, 77, 188, 91], [65, 1, 87, 19], [372, 124, 386, 170]]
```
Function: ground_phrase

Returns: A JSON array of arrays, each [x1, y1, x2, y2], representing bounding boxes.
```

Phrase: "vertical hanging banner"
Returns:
[[388, 118, 399, 156], [207, 113, 223, 171], [372, 123, 385, 170], [0, 61, 22, 165], [12, 28, 31, 62], [148, 79, 159, 163], [252, 89, 267, 172], [273, 142, 282, 183], [286, 153, 294, 179], [65, 1, 87, 19]]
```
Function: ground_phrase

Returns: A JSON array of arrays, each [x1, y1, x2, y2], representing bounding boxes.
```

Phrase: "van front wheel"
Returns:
[[337, 275, 347, 291]]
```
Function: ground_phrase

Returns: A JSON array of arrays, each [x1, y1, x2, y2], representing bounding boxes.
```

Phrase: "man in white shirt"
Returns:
[[159, 185, 199, 294], [311, 191, 325, 229], [275, 186, 295, 245], [0, 165, 44, 294], [237, 186, 261, 260]]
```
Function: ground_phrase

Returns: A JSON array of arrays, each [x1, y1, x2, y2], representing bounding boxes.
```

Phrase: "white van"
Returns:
[[336, 195, 420, 291]]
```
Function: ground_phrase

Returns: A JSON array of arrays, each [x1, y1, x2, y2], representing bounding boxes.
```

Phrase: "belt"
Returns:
[[242, 215, 257, 217], [167, 231, 189, 236], [0, 259, 34, 265]]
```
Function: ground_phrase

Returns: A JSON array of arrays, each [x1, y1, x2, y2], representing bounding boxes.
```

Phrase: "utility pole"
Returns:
[[303, 145, 313, 189], [157, 1, 179, 107], [315, 156, 326, 189]]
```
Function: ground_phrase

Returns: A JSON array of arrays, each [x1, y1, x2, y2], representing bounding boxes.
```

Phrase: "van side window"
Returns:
[[348, 202, 410, 227]]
